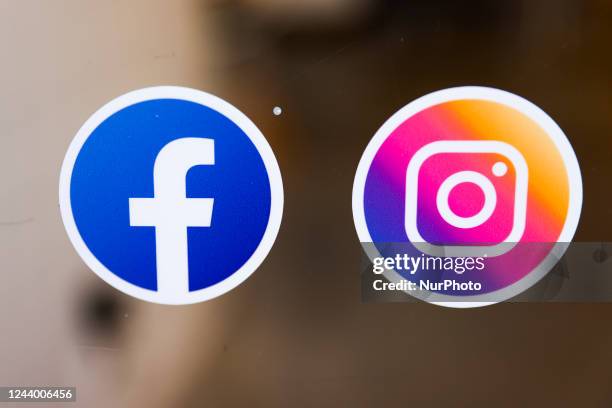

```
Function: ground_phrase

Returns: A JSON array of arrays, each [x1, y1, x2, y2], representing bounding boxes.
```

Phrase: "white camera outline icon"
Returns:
[[405, 140, 529, 257]]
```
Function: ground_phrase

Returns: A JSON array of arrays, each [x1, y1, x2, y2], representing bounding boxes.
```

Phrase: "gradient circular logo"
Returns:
[[353, 87, 582, 307]]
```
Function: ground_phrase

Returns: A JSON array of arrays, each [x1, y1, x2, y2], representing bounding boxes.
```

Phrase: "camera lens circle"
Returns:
[[436, 170, 497, 229]]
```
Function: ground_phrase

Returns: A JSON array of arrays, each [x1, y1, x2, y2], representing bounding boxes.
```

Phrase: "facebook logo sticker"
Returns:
[[59, 87, 283, 304]]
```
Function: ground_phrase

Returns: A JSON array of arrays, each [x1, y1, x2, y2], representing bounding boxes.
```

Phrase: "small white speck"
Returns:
[[492, 161, 508, 177], [124, 314, 129, 318], [273, 106, 282, 116]]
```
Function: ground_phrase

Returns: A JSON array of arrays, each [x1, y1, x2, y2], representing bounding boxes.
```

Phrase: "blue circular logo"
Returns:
[[60, 87, 283, 304]]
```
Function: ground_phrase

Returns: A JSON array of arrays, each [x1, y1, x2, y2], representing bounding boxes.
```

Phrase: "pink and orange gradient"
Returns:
[[360, 95, 579, 296]]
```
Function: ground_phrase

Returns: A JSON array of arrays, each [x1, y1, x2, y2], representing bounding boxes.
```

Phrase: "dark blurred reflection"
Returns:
[[205, 1, 612, 406], [77, 280, 128, 345]]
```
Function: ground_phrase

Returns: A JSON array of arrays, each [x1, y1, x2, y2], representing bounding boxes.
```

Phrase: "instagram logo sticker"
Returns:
[[353, 87, 582, 307]]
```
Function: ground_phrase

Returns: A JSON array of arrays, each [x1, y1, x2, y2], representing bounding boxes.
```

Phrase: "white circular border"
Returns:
[[59, 86, 284, 305], [352, 86, 583, 308]]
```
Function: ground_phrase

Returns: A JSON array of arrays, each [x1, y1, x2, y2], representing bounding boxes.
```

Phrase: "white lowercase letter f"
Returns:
[[129, 138, 215, 299]]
